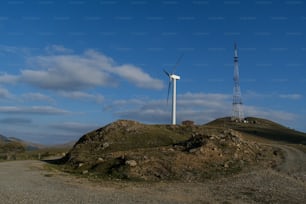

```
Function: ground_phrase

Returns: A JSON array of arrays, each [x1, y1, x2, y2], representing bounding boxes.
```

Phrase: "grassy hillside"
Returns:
[[64, 120, 192, 164], [59, 119, 284, 182], [206, 117, 306, 144]]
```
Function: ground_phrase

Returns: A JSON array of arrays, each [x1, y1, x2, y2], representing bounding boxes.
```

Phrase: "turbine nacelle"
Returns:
[[170, 74, 180, 80]]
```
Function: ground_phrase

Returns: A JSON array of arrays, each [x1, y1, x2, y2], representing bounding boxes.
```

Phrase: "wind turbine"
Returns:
[[163, 54, 183, 125]]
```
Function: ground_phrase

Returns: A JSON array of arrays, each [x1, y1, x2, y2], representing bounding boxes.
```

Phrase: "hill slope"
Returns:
[[206, 117, 306, 144], [0, 134, 11, 142], [64, 120, 190, 164], [61, 119, 284, 181], [0, 135, 25, 159]]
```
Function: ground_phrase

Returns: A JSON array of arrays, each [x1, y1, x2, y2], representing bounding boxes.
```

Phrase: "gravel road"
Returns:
[[0, 144, 306, 203], [0, 160, 211, 204]]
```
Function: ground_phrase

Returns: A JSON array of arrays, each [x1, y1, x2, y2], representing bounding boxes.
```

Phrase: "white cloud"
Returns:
[[49, 122, 99, 133], [244, 91, 303, 101], [0, 87, 13, 99], [244, 105, 298, 125], [0, 117, 32, 125], [59, 91, 104, 103], [21, 92, 55, 103], [18, 48, 163, 91], [0, 73, 19, 84], [178, 92, 231, 108], [0, 106, 69, 115], [115, 65, 164, 89], [243, 90, 269, 99], [279, 94, 302, 100], [112, 92, 232, 124], [21, 53, 113, 90], [0, 45, 33, 55], [113, 99, 146, 106], [110, 92, 298, 126], [118, 108, 170, 124], [45, 45, 74, 54]]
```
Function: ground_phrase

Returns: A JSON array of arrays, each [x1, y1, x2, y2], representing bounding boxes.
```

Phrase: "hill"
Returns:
[[0, 134, 25, 159], [60, 119, 286, 181], [206, 117, 306, 144], [0, 132, 77, 161], [0, 134, 44, 151], [0, 134, 11, 142]]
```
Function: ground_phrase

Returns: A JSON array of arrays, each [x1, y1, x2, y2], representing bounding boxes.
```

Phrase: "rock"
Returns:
[[189, 148, 198, 153], [219, 134, 226, 138], [102, 142, 109, 149], [224, 163, 229, 168], [126, 160, 137, 167], [78, 163, 84, 168], [97, 157, 104, 162], [240, 160, 245, 165], [82, 170, 88, 174]]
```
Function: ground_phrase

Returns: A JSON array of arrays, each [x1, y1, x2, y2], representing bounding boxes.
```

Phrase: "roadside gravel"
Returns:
[[0, 144, 306, 203]]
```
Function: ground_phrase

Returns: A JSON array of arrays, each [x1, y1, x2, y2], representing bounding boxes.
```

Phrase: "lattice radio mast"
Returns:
[[232, 43, 244, 121]]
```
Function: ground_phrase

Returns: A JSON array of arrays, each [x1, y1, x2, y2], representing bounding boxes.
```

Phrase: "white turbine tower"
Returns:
[[163, 54, 183, 125]]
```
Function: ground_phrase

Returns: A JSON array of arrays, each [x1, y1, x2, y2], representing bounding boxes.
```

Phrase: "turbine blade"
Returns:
[[163, 69, 170, 77], [172, 53, 184, 73]]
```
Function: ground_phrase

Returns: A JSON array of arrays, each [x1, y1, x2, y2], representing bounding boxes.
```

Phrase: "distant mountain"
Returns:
[[0, 134, 11, 142], [10, 138, 46, 151], [48, 141, 76, 149], [0, 134, 44, 152], [0, 134, 25, 155]]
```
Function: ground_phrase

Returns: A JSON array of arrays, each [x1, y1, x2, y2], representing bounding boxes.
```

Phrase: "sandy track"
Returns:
[[0, 144, 306, 204], [0, 160, 211, 204]]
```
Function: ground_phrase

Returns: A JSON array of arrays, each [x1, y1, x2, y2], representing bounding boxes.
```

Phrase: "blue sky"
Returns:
[[0, 0, 305, 144]]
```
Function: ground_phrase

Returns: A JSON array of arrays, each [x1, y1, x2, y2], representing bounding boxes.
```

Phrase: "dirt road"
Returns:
[[207, 144, 306, 203], [0, 160, 211, 204], [275, 145, 306, 180], [0, 144, 306, 203]]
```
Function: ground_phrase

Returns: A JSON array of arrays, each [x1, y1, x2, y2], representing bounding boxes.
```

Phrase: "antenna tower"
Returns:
[[232, 43, 244, 121]]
